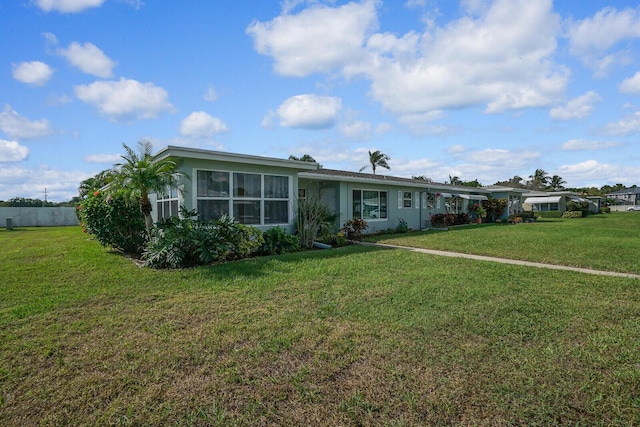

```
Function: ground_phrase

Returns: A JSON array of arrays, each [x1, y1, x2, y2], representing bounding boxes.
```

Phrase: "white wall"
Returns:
[[1, 207, 79, 227]]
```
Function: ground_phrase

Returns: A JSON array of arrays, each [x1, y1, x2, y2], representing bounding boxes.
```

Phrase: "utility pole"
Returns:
[[43, 187, 48, 206]]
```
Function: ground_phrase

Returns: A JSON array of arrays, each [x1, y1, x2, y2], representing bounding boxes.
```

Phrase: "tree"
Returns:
[[412, 175, 433, 182], [109, 140, 185, 238], [493, 175, 526, 189], [548, 175, 566, 191], [528, 169, 550, 190], [461, 179, 482, 188], [288, 154, 316, 162], [448, 175, 463, 185], [359, 150, 390, 174]]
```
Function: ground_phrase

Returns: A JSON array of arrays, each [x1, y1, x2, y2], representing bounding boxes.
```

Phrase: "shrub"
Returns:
[[601, 206, 611, 214], [482, 198, 508, 222], [430, 213, 469, 228], [396, 217, 409, 233], [143, 211, 263, 269], [260, 227, 301, 255], [297, 198, 337, 249], [77, 191, 147, 254], [342, 219, 368, 241]]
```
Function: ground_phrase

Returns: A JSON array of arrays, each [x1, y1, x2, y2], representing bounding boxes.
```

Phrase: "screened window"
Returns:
[[403, 191, 412, 208], [353, 189, 387, 220], [196, 170, 291, 225]]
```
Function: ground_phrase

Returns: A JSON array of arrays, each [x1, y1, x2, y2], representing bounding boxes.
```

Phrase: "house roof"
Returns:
[[606, 187, 640, 196], [154, 145, 320, 171], [299, 168, 491, 194]]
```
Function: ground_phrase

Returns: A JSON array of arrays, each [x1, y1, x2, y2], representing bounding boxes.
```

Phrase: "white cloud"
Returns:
[[247, 0, 379, 77], [0, 164, 91, 202], [35, 0, 106, 13], [561, 139, 622, 151], [602, 111, 640, 136], [620, 72, 640, 94], [249, 0, 566, 119], [567, 6, 640, 75], [339, 120, 372, 141], [276, 94, 342, 129], [0, 139, 30, 162], [12, 61, 53, 86], [0, 105, 53, 140], [180, 111, 229, 137], [465, 148, 540, 168], [83, 153, 122, 163], [57, 42, 115, 78], [74, 78, 174, 122], [375, 122, 393, 135], [549, 91, 601, 120]]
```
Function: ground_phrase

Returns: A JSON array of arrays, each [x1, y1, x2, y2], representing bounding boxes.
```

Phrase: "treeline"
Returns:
[[0, 197, 81, 207]]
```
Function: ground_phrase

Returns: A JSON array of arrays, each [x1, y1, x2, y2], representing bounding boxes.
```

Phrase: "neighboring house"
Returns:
[[151, 146, 527, 232], [606, 187, 640, 206], [522, 191, 598, 213]]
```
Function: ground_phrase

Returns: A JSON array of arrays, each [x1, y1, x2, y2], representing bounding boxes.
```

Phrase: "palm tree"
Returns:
[[548, 175, 566, 191], [528, 168, 550, 190], [359, 150, 390, 174], [448, 175, 463, 185], [110, 140, 185, 238], [78, 169, 116, 198]]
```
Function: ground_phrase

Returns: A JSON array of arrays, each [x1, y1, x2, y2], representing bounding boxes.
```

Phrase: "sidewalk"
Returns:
[[358, 241, 640, 279]]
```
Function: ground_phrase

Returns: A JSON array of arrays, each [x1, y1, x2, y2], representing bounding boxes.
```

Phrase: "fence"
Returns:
[[1, 207, 79, 228], [609, 205, 640, 212]]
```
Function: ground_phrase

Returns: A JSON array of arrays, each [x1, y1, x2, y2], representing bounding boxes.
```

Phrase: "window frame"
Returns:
[[353, 188, 388, 221], [156, 186, 180, 220], [195, 168, 292, 225]]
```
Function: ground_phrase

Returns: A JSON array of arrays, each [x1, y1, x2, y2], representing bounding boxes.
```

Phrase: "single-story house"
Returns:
[[605, 187, 640, 206], [151, 146, 529, 232], [522, 191, 599, 213]]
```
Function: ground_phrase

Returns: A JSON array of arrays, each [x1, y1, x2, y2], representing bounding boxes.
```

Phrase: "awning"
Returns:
[[524, 196, 562, 204], [456, 194, 488, 201], [439, 192, 453, 198]]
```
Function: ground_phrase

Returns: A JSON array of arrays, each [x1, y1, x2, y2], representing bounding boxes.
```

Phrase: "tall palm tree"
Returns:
[[548, 175, 566, 191], [111, 140, 185, 238], [359, 150, 390, 174], [528, 168, 550, 190]]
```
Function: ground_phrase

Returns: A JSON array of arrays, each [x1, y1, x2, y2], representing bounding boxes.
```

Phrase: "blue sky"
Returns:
[[2, 0, 640, 201]]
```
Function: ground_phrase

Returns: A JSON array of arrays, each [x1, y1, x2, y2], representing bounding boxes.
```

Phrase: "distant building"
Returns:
[[606, 187, 640, 205]]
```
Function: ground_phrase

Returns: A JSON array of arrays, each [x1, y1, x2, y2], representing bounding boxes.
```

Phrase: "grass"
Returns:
[[368, 212, 640, 274], [1, 224, 640, 425]]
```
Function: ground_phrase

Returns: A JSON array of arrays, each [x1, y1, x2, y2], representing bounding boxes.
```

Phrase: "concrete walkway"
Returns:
[[358, 241, 640, 279]]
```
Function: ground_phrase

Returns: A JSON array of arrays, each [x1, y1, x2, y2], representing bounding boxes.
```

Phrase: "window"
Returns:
[[298, 188, 306, 200], [353, 189, 387, 220], [196, 170, 291, 225], [156, 186, 179, 220], [403, 191, 412, 208]]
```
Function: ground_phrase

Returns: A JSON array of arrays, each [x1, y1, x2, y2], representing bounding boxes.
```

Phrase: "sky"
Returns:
[[2, 0, 640, 201]]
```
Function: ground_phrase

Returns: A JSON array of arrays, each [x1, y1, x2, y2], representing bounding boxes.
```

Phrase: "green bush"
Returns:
[[143, 212, 263, 269], [537, 211, 563, 218], [601, 206, 611, 214], [260, 227, 301, 255], [77, 191, 147, 254], [296, 197, 338, 248]]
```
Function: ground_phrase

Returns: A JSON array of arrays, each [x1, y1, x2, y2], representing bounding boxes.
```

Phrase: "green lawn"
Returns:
[[368, 212, 640, 274], [1, 224, 640, 426]]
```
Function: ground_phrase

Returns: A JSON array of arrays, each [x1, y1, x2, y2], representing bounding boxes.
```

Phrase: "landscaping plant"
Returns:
[[260, 226, 301, 255], [76, 190, 147, 254]]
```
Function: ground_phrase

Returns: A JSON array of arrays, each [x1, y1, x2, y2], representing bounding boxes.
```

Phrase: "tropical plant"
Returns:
[[548, 175, 566, 191], [481, 198, 508, 222], [109, 140, 186, 238], [528, 169, 550, 190], [342, 218, 368, 241], [296, 197, 337, 248], [143, 210, 263, 269], [359, 150, 390, 174]]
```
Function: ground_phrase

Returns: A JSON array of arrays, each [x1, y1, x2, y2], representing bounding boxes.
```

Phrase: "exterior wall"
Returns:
[[158, 157, 303, 232], [1, 207, 79, 227]]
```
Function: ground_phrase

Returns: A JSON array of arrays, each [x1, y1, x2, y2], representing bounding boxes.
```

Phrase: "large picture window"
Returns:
[[353, 189, 387, 220], [196, 170, 291, 225]]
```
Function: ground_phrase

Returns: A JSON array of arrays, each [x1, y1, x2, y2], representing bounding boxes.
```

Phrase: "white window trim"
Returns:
[[354, 188, 388, 221]]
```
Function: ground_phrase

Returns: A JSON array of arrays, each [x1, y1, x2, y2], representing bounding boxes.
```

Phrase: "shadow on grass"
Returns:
[[193, 244, 387, 280]]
